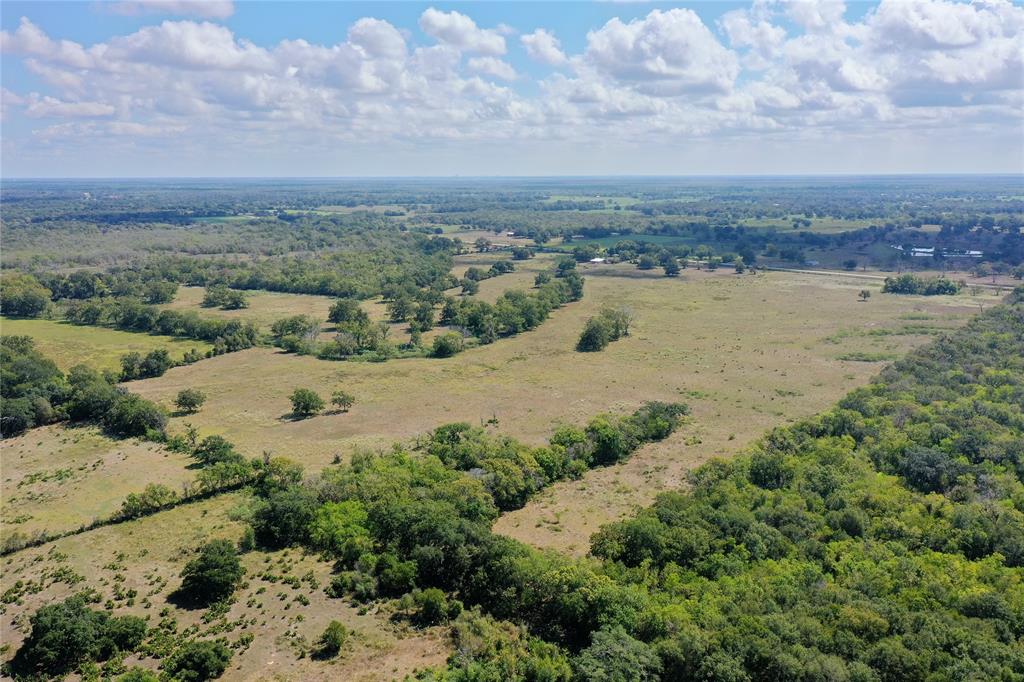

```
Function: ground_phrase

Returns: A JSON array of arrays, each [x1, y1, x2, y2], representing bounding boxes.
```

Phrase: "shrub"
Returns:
[[315, 621, 348, 658], [163, 640, 232, 682], [432, 333, 465, 358]]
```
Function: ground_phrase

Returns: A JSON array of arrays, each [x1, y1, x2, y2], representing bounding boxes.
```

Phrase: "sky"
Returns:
[[1, 0, 1022, 177]]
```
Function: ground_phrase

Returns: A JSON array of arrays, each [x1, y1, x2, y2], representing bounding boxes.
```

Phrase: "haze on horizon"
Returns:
[[1, 0, 1022, 178]]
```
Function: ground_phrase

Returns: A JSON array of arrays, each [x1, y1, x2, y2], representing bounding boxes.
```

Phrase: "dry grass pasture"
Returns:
[[0, 493, 449, 681], [0, 424, 194, 543], [120, 266, 992, 553], [160, 287, 336, 331], [0, 317, 213, 372]]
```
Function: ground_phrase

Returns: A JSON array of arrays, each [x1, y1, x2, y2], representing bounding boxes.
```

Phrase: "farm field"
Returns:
[[0, 317, 213, 372], [0, 493, 450, 682], [118, 267, 992, 553]]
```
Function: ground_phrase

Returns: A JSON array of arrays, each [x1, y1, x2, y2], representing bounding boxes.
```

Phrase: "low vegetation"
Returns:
[[881, 274, 962, 295]]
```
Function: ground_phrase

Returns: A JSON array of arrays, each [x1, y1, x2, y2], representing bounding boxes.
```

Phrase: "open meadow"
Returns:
[[120, 266, 993, 554], [0, 317, 212, 372], [159, 288, 336, 332]]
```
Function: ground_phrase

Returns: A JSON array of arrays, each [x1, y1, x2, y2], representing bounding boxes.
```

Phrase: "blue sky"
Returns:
[[1, 0, 1021, 177]]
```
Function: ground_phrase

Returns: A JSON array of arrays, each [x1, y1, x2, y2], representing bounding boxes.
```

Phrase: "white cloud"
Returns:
[[106, 1, 235, 20], [0, 1, 1021, 174], [23, 93, 116, 118], [468, 57, 518, 81], [720, 8, 786, 55], [104, 21, 272, 71], [521, 29, 568, 66], [418, 8, 506, 55], [583, 9, 740, 94], [784, 0, 848, 33]]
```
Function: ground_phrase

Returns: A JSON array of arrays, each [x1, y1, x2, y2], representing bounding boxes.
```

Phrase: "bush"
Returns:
[[163, 640, 232, 682], [178, 540, 244, 606], [432, 333, 465, 358], [315, 621, 348, 658], [120, 483, 179, 519]]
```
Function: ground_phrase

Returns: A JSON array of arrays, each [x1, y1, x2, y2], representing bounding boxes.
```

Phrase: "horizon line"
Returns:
[[3, 172, 1023, 181]]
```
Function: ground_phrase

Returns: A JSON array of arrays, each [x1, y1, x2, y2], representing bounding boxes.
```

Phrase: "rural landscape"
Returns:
[[1, 1, 1023, 681]]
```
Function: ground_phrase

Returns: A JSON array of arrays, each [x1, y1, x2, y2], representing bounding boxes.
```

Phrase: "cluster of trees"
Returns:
[[4, 588, 233, 681], [0, 273, 53, 317], [241, 401, 685, 628], [881, 274, 962, 295], [64, 297, 259, 354], [582, 287, 1024, 680], [440, 271, 584, 347], [4, 594, 147, 677], [119, 348, 202, 381], [201, 284, 248, 310], [1, 336, 166, 438], [33, 269, 179, 305], [424, 402, 687, 510], [577, 307, 632, 352]]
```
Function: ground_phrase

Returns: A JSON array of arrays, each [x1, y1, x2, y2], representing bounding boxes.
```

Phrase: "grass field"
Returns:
[[0, 493, 449, 681], [0, 424, 194, 543], [120, 267, 992, 554], [160, 287, 336, 331], [0, 317, 213, 372]]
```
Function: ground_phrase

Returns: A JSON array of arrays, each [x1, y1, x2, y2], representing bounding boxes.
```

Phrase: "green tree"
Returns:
[[0, 273, 51, 318], [178, 540, 244, 606], [858, 289, 871, 302], [314, 621, 348, 659], [575, 627, 662, 682], [577, 317, 612, 352], [164, 640, 232, 682], [308, 500, 371, 563], [175, 388, 207, 413], [290, 388, 324, 418], [331, 390, 355, 412]]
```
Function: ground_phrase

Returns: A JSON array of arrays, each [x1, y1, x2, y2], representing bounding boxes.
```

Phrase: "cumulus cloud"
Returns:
[[418, 8, 506, 55], [521, 29, 568, 66], [23, 93, 116, 118], [583, 9, 740, 94], [106, 1, 235, 20], [0, 0, 1020, 172], [468, 57, 518, 81]]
